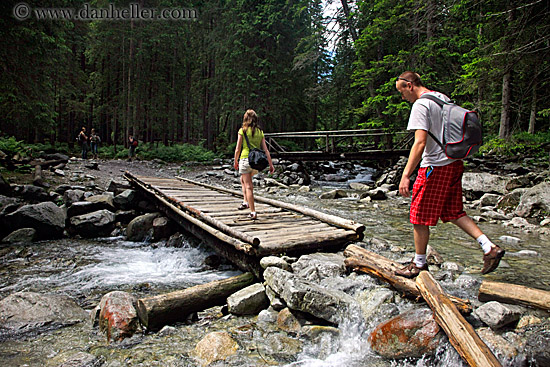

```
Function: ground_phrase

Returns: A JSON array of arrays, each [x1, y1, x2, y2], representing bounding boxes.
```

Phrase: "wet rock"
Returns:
[[257, 332, 302, 362], [0, 291, 87, 339], [349, 182, 371, 191], [12, 184, 50, 202], [477, 327, 526, 366], [193, 331, 238, 366], [277, 307, 307, 333], [496, 188, 526, 211], [113, 189, 136, 210], [0, 195, 21, 216], [291, 253, 346, 283], [98, 291, 139, 342], [1, 227, 36, 243], [515, 182, 550, 217], [519, 321, 550, 366], [318, 189, 347, 199], [474, 301, 522, 329], [55, 351, 104, 367], [126, 212, 161, 241], [63, 189, 86, 206], [356, 288, 394, 322], [260, 256, 291, 271], [263, 267, 361, 325], [479, 193, 501, 207], [69, 209, 116, 238], [362, 188, 387, 200], [227, 283, 269, 315], [114, 209, 137, 225], [152, 216, 175, 241], [368, 307, 444, 359], [6, 201, 66, 239], [265, 285, 286, 311]]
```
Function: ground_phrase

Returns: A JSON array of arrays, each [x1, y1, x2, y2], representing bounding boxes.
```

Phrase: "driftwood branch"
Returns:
[[137, 272, 255, 331], [478, 281, 550, 311], [344, 244, 471, 314], [417, 271, 502, 367]]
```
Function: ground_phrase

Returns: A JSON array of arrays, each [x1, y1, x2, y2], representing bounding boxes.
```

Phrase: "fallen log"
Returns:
[[417, 271, 502, 367], [136, 272, 255, 331], [29, 158, 68, 168], [33, 165, 45, 187], [478, 281, 550, 312], [344, 244, 471, 314]]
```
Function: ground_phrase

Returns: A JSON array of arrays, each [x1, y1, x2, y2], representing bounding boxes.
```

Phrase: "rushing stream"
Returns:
[[0, 176, 549, 366]]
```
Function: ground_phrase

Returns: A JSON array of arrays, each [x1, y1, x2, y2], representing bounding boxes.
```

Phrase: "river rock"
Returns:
[[0, 195, 20, 216], [63, 189, 86, 206], [0, 173, 11, 195], [496, 188, 527, 212], [85, 193, 115, 211], [55, 351, 104, 367], [319, 189, 347, 199], [277, 307, 308, 333], [263, 267, 361, 325], [106, 179, 132, 196], [66, 201, 95, 218], [368, 307, 444, 359], [152, 216, 175, 241], [356, 287, 395, 322], [473, 301, 522, 329], [98, 291, 139, 342], [476, 327, 526, 366], [113, 189, 136, 210], [0, 291, 87, 339], [126, 212, 161, 241], [193, 331, 238, 366], [514, 182, 550, 217], [479, 193, 501, 207], [69, 209, 116, 238], [462, 172, 510, 198], [6, 201, 66, 239], [227, 283, 269, 315], [12, 184, 50, 202], [1, 227, 36, 243], [519, 321, 550, 366], [291, 253, 346, 283], [260, 256, 291, 271]]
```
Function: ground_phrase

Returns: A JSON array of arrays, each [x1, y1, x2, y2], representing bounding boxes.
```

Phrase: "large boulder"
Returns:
[[63, 189, 86, 206], [368, 308, 444, 359], [126, 212, 161, 242], [113, 189, 136, 210], [68, 209, 116, 238], [97, 291, 139, 342], [193, 331, 239, 366], [85, 193, 115, 211], [514, 182, 550, 217], [0, 292, 87, 339], [291, 253, 346, 283], [1, 228, 36, 243], [227, 283, 269, 315], [462, 172, 510, 198], [263, 267, 361, 325], [6, 201, 66, 239], [12, 184, 50, 202]]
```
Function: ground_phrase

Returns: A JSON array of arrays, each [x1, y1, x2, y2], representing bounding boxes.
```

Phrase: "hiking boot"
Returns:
[[395, 261, 428, 279], [481, 245, 505, 275]]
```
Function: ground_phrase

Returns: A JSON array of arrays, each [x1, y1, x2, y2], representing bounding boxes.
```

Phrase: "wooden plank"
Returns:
[[176, 177, 365, 234], [417, 272, 502, 367], [244, 223, 335, 237], [209, 208, 285, 217], [257, 230, 359, 255], [478, 281, 550, 311], [225, 219, 321, 230], [343, 244, 472, 314]]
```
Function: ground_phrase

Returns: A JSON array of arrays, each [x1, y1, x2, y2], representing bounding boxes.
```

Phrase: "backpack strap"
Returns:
[[242, 129, 252, 150], [419, 94, 446, 150]]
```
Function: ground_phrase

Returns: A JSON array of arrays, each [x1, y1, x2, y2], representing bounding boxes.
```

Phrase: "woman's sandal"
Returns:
[[248, 212, 257, 220], [238, 203, 249, 210]]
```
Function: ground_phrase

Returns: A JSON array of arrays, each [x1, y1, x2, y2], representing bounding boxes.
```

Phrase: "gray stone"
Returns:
[[479, 193, 501, 207], [462, 172, 510, 198], [263, 267, 361, 325], [474, 301, 522, 329], [13, 184, 50, 202], [291, 253, 346, 283], [56, 351, 104, 367], [515, 182, 550, 217], [63, 189, 86, 206], [319, 189, 347, 199], [6, 201, 66, 239], [477, 327, 526, 366], [66, 201, 95, 218], [193, 331, 238, 366], [357, 288, 394, 322], [260, 256, 291, 271], [113, 189, 136, 210], [496, 188, 527, 211], [2, 227, 36, 243], [69, 209, 116, 238], [349, 182, 371, 191], [152, 216, 175, 241], [227, 283, 269, 315], [126, 212, 161, 241], [0, 292, 87, 339], [85, 193, 115, 211], [264, 286, 286, 311]]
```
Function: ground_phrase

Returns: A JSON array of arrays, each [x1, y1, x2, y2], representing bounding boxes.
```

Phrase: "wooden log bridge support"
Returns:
[[417, 272, 502, 367], [344, 244, 472, 314], [137, 272, 255, 331], [479, 281, 550, 312]]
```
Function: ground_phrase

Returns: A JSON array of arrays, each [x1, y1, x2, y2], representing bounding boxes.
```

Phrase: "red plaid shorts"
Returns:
[[410, 160, 466, 226]]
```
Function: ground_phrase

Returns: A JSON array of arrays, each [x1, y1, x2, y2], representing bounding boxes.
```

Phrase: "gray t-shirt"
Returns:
[[407, 91, 454, 167]]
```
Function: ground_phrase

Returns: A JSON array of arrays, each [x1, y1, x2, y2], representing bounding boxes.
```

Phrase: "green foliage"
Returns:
[[0, 136, 26, 157], [479, 131, 550, 158], [99, 142, 221, 163]]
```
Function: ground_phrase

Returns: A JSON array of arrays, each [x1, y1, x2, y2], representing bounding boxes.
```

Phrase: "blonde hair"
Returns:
[[242, 109, 259, 137]]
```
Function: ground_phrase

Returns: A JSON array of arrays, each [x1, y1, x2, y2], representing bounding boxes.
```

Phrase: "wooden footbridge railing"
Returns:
[[264, 129, 413, 161], [124, 172, 365, 277]]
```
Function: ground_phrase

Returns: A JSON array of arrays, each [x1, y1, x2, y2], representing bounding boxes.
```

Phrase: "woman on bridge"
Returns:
[[233, 109, 275, 220]]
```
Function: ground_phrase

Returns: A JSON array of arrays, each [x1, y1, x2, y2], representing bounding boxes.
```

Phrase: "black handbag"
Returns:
[[243, 130, 268, 171]]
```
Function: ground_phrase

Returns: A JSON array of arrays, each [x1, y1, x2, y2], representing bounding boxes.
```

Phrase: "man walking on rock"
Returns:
[[395, 71, 505, 278]]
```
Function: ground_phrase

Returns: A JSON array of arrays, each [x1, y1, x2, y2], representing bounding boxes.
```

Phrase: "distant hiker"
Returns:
[[78, 126, 89, 160], [394, 71, 504, 278], [90, 128, 101, 159], [128, 134, 138, 161], [233, 109, 274, 220]]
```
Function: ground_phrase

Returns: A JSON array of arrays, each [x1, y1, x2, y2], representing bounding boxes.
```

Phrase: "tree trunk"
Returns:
[[478, 281, 550, 312], [340, 0, 358, 42], [498, 70, 511, 139], [528, 85, 536, 134], [416, 272, 502, 367], [136, 272, 255, 330]]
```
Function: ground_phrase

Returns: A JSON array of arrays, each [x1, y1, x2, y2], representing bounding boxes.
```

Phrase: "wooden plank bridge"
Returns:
[[265, 129, 413, 161], [124, 172, 365, 277]]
